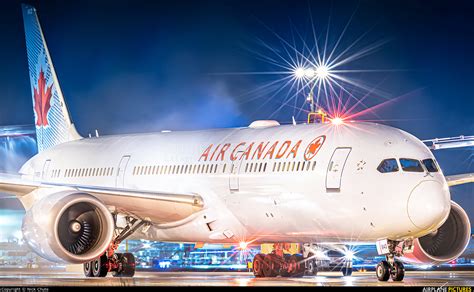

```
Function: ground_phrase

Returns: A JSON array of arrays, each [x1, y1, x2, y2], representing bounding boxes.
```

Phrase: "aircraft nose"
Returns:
[[407, 180, 450, 230]]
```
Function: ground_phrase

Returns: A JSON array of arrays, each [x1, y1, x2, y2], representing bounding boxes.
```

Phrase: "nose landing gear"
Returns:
[[376, 259, 405, 281], [375, 239, 410, 282]]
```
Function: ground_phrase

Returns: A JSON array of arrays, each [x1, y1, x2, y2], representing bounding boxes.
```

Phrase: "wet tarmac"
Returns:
[[0, 270, 473, 286]]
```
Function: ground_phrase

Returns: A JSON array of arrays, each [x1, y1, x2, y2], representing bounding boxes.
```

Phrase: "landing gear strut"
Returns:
[[252, 243, 305, 278], [83, 215, 150, 278], [376, 240, 408, 282]]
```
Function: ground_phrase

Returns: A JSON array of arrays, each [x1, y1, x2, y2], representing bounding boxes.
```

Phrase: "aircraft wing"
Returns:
[[446, 173, 474, 187], [0, 125, 35, 139], [0, 173, 205, 223], [422, 135, 473, 187], [422, 135, 474, 150]]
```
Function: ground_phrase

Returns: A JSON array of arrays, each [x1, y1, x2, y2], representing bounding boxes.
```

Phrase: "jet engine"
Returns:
[[21, 191, 115, 264], [404, 201, 471, 264]]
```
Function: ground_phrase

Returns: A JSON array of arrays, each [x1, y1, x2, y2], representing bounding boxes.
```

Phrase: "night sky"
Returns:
[[0, 0, 472, 218]]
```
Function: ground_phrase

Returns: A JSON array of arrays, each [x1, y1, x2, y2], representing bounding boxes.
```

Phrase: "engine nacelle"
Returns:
[[22, 191, 115, 264], [404, 201, 471, 265]]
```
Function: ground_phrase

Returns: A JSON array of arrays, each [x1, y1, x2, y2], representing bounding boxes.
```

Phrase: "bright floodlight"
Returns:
[[239, 241, 248, 250], [304, 68, 315, 79], [331, 117, 345, 125], [315, 249, 326, 259], [316, 65, 329, 79], [293, 67, 321, 80], [294, 67, 306, 79], [344, 250, 354, 260]]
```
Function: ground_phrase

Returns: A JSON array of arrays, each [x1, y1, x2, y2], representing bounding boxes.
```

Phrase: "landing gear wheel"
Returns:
[[376, 260, 390, 282], [342, 267, 353, 277], [83, 261, 93, 277], [252, 254, 265, 278], [112, 253, 137, 277], [112, 253, 122, 278], [289, 254, 305, 278], [262, 254, 279, 277], [120, 253, 136, 277], [391, 260, 405, 282], [92, 254, 108, 277], [280, 254, 292, 277]]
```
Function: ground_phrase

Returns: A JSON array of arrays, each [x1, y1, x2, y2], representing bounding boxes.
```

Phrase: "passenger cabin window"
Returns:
[[399, 158, 424, 172], [377, 159, 399, 173], [422, 159, 439, 172]]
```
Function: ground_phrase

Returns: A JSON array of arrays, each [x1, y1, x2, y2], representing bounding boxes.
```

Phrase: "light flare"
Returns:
[[304, 68, 315, 79], [344, 250, 355, 260], [316, 65, 329, 80], [294, 67, 306, 79], [239, 241, 249, 250], [330, 116, 345, 126], [223, 8, 399, 122]]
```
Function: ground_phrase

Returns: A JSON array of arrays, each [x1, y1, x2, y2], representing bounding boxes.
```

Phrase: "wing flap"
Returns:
[[76, 185, 204, 222]]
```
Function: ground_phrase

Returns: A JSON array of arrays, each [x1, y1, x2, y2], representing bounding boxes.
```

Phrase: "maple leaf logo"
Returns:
[[304, 135, 326, 161], [33, 70, 53, 127]]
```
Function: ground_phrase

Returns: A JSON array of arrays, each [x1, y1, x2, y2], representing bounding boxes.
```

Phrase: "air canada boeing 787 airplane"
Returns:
[[0, 4, 473, 281]]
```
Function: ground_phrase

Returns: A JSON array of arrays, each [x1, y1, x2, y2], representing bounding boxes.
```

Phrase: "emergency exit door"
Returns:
[[116, 155, 131, 188], [42, 159, 51, 180], [326, 147, 351, 190], [229, 151, 244, 192]]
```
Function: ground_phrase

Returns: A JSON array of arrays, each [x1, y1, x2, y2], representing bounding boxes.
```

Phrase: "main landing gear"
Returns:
[[83, 216, 150, 278], [252, 243, 355, 278], [252, 243, 305, 278], [376, 240, 409, 282]]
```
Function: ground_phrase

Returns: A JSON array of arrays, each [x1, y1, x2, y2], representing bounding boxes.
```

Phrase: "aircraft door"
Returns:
[[42, 159, 51, 180], [116, 155, 131, 188], [326, 147, 352, 190], [229, 151, 244, 192]]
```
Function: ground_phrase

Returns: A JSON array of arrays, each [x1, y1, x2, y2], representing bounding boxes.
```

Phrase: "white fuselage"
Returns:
[[19, 122, 451, 245]]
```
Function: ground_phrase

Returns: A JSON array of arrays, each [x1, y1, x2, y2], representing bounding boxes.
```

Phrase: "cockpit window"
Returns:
[[377, 159, 399, 173], [399, 158, 424, 172], [422, 159, 439, 172]]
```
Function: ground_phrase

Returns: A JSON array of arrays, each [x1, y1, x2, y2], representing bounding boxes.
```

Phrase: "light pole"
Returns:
[[294, 66, 328, 124]]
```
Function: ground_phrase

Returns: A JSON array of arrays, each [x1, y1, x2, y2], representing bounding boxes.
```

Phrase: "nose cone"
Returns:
[[407, 181, 450, 230]]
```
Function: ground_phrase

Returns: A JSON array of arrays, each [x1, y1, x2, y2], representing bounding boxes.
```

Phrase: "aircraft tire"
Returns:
[[376, 260, 390, 281]]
